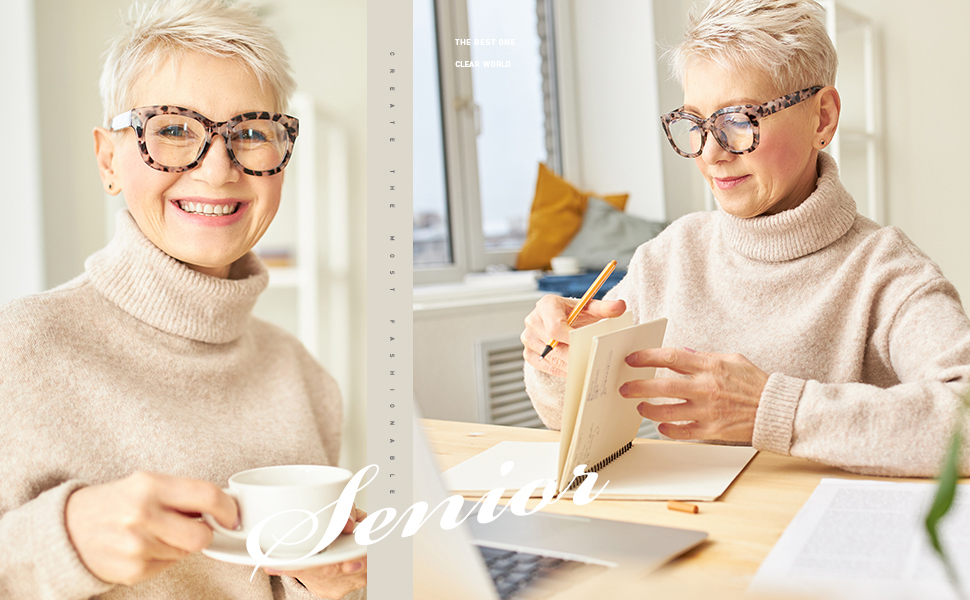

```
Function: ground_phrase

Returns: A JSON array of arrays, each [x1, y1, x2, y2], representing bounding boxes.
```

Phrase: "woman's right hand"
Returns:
[[65, 472, 238, 586], [521, 295, 626, 378]]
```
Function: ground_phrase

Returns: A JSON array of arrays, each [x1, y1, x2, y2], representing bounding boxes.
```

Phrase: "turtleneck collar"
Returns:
[[86, 210, 268, 344], [717, 152, 857, 262]]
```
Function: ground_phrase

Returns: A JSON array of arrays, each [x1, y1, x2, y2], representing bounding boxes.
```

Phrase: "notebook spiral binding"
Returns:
[[566, 440, 634, 491]]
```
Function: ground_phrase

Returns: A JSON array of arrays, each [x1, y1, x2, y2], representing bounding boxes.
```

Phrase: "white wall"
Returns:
[[836, 0, 970, 304], [32, 1, 115, 289], [557, 0, 667, 222], [414, 295, 543, 422], [0, 0, 45, 304], [653, 0, 708, 221]]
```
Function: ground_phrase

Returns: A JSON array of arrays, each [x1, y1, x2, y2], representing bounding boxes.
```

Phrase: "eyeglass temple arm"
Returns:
[[109, 111, 132, 131], [755, 86, 823, 119]]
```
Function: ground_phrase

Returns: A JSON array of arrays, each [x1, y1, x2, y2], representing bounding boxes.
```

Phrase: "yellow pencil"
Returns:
[[539, 260, 618, 360]]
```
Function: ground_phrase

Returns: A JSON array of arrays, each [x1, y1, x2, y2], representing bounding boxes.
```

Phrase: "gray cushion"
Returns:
[[558, 197, 666, 270]]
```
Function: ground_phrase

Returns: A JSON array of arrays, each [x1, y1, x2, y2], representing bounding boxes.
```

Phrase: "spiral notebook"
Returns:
[[442, 313, 757, 501]]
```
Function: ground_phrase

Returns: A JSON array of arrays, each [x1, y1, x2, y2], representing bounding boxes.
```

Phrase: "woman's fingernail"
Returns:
[[619, 384, 629, 396], [345, 561, 363, 573], [683, 347, 696, 353], [637, 402, 647, 413], [625, 354, 636, 365]]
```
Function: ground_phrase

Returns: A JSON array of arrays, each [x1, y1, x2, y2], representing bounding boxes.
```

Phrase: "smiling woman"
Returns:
[[95, 52, 291, 279], [0, 1, 364, 598]]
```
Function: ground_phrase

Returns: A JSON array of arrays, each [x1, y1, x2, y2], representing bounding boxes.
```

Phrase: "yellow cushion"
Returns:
[[516, 163, 628, 270]]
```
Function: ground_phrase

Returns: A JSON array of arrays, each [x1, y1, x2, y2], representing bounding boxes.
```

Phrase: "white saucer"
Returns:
[[203, 531, 366, 569]]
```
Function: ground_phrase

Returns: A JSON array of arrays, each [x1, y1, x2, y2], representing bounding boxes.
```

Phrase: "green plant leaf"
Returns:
[[925, 391, 968, 598]]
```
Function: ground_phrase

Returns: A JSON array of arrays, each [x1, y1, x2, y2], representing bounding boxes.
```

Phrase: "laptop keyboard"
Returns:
[[476, 545, 570, 599]]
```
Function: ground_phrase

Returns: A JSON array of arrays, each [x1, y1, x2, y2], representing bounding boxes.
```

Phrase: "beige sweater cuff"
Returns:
[[13, 480, 115, 599], [753, 373, 806, 455], [523, 363, 567, 431]]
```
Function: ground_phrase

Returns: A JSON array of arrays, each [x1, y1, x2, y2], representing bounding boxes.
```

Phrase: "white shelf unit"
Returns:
[[821, 0, 884, 224], [264, 92, 321, 355], [254, 92, 351, 393]]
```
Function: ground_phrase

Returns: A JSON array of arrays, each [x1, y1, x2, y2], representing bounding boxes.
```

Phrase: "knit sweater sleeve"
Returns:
[[277, 329, 344, 467], [523, 364, 566, 430], [754, 277, 970, 477], [309, 364, 344, 467], [0, 481, 114, 600]]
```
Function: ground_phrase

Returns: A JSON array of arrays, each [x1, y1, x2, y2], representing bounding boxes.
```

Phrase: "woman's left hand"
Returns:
[[621, 347, 769, 443], [264, 506, 367, 599]]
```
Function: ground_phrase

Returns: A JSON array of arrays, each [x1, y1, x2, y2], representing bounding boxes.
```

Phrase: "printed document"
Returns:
[[751, 478, 970, 600]]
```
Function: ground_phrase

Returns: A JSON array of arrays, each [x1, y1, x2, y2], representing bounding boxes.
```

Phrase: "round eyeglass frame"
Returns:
[[659, 86, 823, 158], [109, 105, 300, 176]]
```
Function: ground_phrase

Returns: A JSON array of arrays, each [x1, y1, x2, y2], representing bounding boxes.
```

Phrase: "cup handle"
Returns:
[[203, 489, 247, 540]]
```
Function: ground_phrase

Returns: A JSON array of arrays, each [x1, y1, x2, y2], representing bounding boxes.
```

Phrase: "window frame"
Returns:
[[415, 0, 560, 284]]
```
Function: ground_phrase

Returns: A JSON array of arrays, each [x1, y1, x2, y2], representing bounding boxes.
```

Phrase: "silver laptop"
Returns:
[[413, 417, 707, 600]]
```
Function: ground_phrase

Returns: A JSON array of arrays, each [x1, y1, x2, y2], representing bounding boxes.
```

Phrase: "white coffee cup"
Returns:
[[550, 256, 582, 275], [206, 464, 353, 557]]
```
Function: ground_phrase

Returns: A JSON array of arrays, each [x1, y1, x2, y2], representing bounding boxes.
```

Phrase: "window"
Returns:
[[413, 0, 560, 282], [413, 0, 452, 267]]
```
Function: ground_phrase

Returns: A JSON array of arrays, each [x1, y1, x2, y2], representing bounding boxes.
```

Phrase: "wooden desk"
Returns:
[[421, 418, 948, 599]]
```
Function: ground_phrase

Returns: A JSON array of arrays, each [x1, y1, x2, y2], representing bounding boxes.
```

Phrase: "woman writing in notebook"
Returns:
[[522, 0, 970, 477]]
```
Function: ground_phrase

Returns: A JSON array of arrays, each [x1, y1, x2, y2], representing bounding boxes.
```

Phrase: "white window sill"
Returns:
[[413, 270, 546, 312]]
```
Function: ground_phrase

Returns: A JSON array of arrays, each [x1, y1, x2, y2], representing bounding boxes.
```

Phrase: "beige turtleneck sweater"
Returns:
[[0, 212, 357, 600], [525, 153, 970, 477]]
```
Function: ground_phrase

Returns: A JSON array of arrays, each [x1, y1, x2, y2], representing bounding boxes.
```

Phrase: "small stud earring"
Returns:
[[108, 183, 113, 190], [820, 140, 826, 145]]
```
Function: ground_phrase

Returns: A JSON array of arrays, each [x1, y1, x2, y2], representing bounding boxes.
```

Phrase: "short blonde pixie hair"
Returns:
[[669, 0, 838, 94], [99, 0, 296, 126]]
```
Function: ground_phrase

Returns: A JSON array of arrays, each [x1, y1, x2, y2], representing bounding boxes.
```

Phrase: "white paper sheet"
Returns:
[[751, 478, 970, 600], [441, 440, 756, 501]]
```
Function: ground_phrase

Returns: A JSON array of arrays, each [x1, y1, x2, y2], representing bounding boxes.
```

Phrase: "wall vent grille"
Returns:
[[475, 336, 544, 428]]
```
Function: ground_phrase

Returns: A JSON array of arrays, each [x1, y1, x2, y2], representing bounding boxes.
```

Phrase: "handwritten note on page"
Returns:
[[560, 316, 667, 491]]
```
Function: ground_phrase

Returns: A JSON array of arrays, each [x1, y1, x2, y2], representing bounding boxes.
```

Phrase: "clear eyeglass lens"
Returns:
[[667, 117, 702, 156], [145, 115, 207, 168], [667, 112, 757, 156], [713, 112, 755, 152], [230, 120, 288, 171]]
